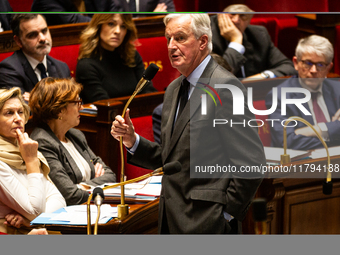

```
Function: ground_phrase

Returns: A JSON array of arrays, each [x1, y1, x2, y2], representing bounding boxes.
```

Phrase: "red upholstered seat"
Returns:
[[7, 0, 33, 11], [251, 17, 279, 46], [0, 52, 13, 62], [334, 25, 340, 75], [135, 36, 180, 92], [49, 44, 80, 78], [125, 116, 155, 179]]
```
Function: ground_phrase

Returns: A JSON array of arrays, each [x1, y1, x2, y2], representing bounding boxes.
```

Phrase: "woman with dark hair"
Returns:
[[76, 13, 156, 104], [29, 78, 116, 205], [0, 87, 66, 234]]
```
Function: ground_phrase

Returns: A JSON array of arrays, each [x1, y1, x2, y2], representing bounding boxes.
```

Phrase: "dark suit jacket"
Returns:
[[0, 0, 12, 31], [31, 0, 127, 25], [128, 58, 265, 233], [30, 125, 116, 205], [0, 50, 70, 93], [266, 77, 340, 150], [210, 15, 296, 78]]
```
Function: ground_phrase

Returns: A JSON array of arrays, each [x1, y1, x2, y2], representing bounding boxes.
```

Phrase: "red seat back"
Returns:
[[125, 115, 155, 179], [136, 36, 180, 91], [49, 44, 80, 77]]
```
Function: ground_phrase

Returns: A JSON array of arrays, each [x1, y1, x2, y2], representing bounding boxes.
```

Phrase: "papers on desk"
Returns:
[[89, 176, 163, 200], [264, 147, 311, 163], [310, 146, 340, 159], [80, 104, 97, 115], [31, 204, 117, 226]]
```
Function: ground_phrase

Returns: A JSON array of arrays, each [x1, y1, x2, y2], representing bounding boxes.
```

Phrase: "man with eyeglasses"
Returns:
[[266, 35, 340, 150], [210, 4, 296, 80]]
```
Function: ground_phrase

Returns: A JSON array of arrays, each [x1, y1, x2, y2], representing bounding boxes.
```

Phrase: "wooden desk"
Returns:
[[242, 155, 340, 234], [46, 198, 159, 235]]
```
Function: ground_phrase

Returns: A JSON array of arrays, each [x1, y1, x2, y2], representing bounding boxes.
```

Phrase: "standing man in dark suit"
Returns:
[[211, 4, 296, 80], [111, 14, 265, 234], [266, 35, 340, 150], [0, 14, 70, 101]]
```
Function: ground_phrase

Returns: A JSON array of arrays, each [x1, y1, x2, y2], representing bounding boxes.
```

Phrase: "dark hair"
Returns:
[[11, 14, 46, 37], [29, 77, 82, 124]]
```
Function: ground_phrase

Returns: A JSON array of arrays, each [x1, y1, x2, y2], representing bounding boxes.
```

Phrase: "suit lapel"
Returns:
[[18, 50, 38, 88], [323, 81, 337, 117], [47, 56, 58, 77], [163, 58, 217, 161], [162, 79, 181, 160], [41, 124, 84, 182]]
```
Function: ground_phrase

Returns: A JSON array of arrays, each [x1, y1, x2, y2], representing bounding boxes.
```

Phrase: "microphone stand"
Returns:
[[280, 116, 332, 195], [94, 198, 101, 235], [118, 78, 154, 220], [87, 165, 164, 235]]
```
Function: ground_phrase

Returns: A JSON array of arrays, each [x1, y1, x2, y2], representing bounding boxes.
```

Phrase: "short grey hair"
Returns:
[[295, 35, 334, 64], [223, 4, 254, 20], [163, 14, 212, 53]]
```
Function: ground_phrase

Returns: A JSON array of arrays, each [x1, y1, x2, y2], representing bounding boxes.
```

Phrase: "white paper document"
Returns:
[[311, 146, 340, 159], [51, 204, 117, 225]]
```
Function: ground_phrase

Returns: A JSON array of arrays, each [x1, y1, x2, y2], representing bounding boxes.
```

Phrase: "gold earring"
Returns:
[[58, 116, 62, 120]]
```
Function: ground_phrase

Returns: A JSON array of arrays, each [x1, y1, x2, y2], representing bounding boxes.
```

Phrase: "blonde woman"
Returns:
[[0, 88, 66, 234], [76, 13, 156, 104]]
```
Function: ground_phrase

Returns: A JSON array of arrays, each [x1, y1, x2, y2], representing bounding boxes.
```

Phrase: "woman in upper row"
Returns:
[[76, 13, 157, 104]]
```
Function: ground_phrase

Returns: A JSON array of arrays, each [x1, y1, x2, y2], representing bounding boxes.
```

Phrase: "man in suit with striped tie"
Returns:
[[266, 35, 340, 150]]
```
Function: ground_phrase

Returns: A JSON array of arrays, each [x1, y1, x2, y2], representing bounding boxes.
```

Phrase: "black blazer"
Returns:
[[0, 50, 70, 93], [30, 125, 116, 205], [129, 58, 265, 233], [210, 15, 296, 78]]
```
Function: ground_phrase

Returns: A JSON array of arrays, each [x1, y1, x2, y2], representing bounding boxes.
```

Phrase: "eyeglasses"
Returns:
[[68, 99, 83, 107], [300, 60, 329, 72]]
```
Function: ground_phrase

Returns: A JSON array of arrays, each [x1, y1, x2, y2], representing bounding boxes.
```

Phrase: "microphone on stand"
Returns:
[[252, 198, 267, 235], [134, 63, 160, 94], [86, 161, 181, 235], [118, 63, 160, 220], [280, 117, 332, 195], [92, 187, 105, 235]]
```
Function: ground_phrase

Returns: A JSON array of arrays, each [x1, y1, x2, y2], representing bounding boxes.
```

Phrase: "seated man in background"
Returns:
[[266, 35, 340, 150], [0, 14, 70, 101], [31, 0, 127, 26], [0, 0, 12, 32], [211, 4, 296, 80], [127, 0, 176, 17]]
